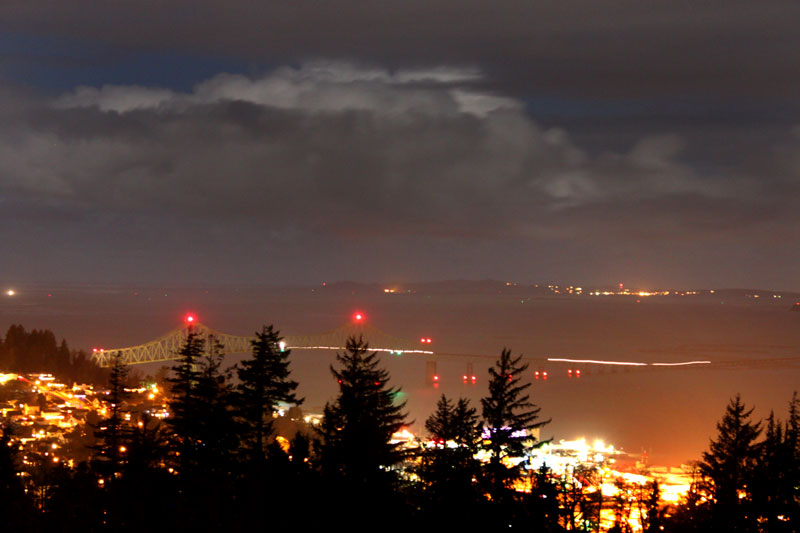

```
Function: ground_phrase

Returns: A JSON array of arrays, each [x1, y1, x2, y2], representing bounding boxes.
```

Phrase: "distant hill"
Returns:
[[322, 279, 552, 295], [321, 280, 800, 301]]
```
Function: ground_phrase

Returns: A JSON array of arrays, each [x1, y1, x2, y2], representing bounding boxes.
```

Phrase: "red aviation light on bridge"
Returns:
[[353, 312, 365, 323]]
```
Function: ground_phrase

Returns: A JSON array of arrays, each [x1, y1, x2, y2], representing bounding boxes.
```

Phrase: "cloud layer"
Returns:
[[4, 1, 800, 100], [1, 61, 798, 288]]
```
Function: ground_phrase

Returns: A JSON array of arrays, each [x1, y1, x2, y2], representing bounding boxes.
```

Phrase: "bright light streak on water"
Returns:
[[547, 358, 647, 366], [548, 358, 712, 366], [651, 361, 711, 366]]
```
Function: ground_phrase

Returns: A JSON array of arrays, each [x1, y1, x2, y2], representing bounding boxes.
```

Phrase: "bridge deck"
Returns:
[[91, 322, 433, 366]]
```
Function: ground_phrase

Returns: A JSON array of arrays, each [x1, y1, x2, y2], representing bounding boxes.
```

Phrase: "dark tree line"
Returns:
[[3, 324, 800, 532], [664, 393, 800, 532], [0, 325, 107, 384]]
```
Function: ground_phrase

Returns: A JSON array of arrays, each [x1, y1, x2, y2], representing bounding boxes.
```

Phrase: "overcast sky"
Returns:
[[1, 1, 799, 289]]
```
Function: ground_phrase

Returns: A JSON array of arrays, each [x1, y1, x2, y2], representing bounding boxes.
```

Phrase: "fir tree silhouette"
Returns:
[[418, 395, 481, 526], [235, 324, 302, 463], [317, 335, 408, 518], [92, 351, 129, 479], [166, 331, 236, 528], [480, 348, 550, 504], [699, 394, 762, 532]]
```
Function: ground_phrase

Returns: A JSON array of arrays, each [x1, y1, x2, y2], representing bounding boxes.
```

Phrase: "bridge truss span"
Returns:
[[92, 321, 433, 367]]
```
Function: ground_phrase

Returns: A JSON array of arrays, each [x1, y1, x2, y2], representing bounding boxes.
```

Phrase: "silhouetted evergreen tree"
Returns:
[[417, 395, 481, 527], [89, 351, 136, 529], [635, 480, 664, 533], [785, 392, 800, 527], [43, 461, 105, 532], [752, 412, 792, 531], [115, 412, 176, 531], [749, 394, 800, 532], [699, 394, 762, 532], [663, 462, 712, 531], [0, 324, 106, 384], [233, 325, 304, 528], [193, 340, 238, 474], [0, 422, 35, 529], [526, 464, 563, 532], [421, 396, 480, 498], [317, 335, 408, 521], [480, 348, 550, 505], [425, 395, 479, 446], [166, 331, 236, 528], [235, 324, 302, 463], [166, 330, 205, 475], [243, 433, 321, 529], [92, 351, 129, 479], [552, 463, 602, 531]]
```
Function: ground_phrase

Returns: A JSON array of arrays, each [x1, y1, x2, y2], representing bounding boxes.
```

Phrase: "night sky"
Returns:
[[2, 2, 799, 289]]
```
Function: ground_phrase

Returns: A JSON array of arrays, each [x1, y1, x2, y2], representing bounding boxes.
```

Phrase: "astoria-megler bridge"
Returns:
[[91, 313, 434, 367], [90, 312, 800, 373]]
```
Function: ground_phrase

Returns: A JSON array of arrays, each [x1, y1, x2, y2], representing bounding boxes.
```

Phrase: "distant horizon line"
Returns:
[[1, 278, 798, 296]]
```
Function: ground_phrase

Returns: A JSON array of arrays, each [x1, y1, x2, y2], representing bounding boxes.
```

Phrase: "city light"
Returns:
[[13, 300, 783, 533]]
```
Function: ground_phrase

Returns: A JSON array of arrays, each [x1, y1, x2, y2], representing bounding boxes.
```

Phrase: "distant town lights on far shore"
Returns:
[[6, 289, 15, 296]]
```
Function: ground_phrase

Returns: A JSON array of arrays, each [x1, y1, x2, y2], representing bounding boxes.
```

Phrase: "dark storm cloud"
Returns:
[[0, 66, 748, 237], [0, 63, 797, 289], [0, 3, 798, 288], [3, 0, 800, 99]]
